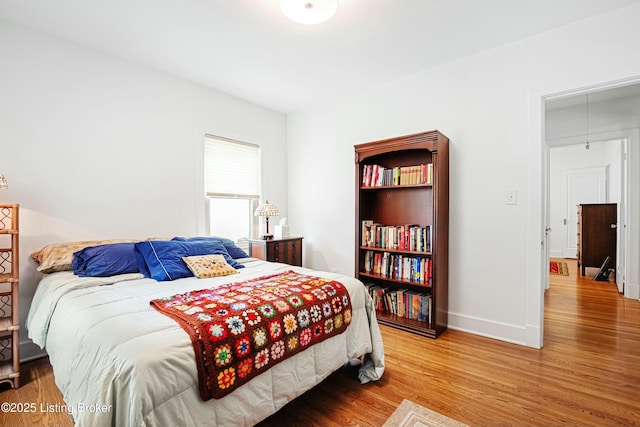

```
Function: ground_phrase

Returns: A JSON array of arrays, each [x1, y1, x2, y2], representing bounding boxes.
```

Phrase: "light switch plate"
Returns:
[[505, 190, 517, 205]]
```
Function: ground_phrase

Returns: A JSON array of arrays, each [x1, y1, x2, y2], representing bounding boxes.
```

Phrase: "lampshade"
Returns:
[[0, 174, 7, 190], [280, 0, 338, 25], [254, 201, 280, 217]]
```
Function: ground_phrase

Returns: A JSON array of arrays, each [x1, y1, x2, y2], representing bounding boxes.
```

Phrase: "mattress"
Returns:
[[27, 258, 385, 427]]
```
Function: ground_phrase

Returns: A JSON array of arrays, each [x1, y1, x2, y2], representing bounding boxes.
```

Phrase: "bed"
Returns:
[[26, 238, 385, 427]]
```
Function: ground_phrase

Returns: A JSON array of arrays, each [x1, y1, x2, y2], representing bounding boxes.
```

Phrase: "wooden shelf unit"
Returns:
[[0, 204, 19, 388], [355, 131, 448, 338]]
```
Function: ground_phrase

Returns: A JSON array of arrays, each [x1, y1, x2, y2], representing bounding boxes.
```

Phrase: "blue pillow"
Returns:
[[73, 243, 139, 277], [172, 236, 249, 259], [134, 245, 151, 278], [134, 240, 244, 281]]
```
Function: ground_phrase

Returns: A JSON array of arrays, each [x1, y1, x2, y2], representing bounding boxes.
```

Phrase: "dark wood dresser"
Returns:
[[577, 203, 617, 276], [249, 237, 303, 267]]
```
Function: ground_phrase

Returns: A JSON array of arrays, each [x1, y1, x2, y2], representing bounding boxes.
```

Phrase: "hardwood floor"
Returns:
[[2, 258, 639, 426]]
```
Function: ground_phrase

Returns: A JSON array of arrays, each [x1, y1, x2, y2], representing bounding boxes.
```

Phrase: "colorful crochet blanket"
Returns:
[[150, 270, 353, 400]]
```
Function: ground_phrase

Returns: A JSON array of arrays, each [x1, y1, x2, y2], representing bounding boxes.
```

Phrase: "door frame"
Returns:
[[528, 76, 640, 349]]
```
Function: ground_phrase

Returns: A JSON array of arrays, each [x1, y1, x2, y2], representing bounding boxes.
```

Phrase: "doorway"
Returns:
[[525, 78, 640, 349], [549, 139, 622, 272], [544, 81, 640, 301]]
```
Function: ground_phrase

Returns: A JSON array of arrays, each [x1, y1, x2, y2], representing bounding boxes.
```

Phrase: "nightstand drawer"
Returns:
[[249, 237, 303, 267]]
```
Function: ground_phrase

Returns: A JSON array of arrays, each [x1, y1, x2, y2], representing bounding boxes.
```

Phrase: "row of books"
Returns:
[[365, 284, 431, 322], [362, 221, 432, 252], [363, 250, 432, 284], [361, 163, 433, 187]]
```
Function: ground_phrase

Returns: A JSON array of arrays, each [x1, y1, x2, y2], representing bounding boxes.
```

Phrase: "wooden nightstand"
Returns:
[[249, 237, 303, 267]]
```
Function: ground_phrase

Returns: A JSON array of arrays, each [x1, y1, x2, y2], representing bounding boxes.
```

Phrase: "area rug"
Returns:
[[550, 260, 569, 276], [382, 399, 469, 427]]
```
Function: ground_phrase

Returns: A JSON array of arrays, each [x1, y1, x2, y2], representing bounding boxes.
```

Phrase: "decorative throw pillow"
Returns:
[[182, 254, 238, 278]]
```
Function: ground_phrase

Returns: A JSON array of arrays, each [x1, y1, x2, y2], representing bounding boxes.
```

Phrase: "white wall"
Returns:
[[0, 19, 288, 359], [287, 4, 640, 347]]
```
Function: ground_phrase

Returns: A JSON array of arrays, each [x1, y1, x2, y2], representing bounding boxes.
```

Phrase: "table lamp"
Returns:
[[254, 200, 279, 240]]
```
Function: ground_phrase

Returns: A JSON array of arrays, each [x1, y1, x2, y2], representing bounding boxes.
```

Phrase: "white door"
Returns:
[[616, 140, 628, 293], [564, 167, 606, 258]]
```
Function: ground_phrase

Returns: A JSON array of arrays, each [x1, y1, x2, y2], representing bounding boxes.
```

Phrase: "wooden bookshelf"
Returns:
[[0, 204, 20, 388], [355, 131, 448, 338]]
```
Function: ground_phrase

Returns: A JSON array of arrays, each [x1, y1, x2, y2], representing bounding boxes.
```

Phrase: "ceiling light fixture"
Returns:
[[280, 0, 338, 25]]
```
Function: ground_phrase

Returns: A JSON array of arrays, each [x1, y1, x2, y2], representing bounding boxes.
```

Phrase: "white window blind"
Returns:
[[204, 135, 260, 197]]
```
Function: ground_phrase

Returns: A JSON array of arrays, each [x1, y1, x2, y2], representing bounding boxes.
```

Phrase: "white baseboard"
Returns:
[[627, 281, 640, 300], [447, 312, 537, 348]]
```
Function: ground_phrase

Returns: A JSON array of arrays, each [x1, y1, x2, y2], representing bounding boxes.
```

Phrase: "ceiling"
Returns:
[[1, 0, 639, 114]]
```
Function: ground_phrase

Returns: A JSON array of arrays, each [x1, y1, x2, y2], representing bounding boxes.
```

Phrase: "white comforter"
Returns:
[[27, 259, 385, 427]]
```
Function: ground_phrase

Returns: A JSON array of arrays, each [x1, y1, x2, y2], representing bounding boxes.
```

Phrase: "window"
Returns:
[[204, 135, 260, 246]]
